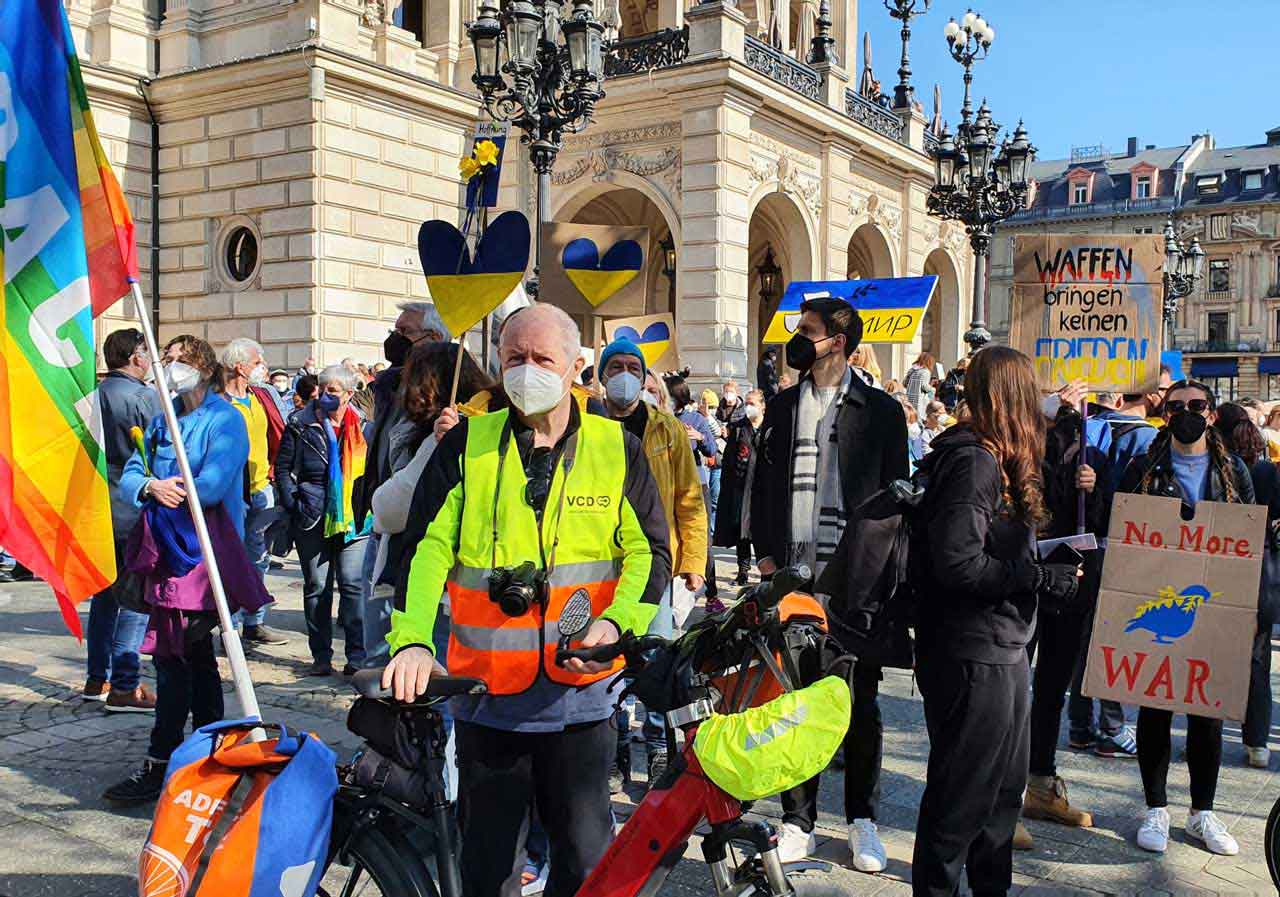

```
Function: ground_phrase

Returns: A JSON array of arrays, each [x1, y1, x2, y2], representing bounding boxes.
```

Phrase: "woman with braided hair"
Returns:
[[1117, 380, 1254, 857]]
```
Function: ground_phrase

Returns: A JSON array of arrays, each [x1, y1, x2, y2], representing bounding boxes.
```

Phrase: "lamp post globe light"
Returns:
[[1161, 217, 1206, 347], [884, 0, 930, 111], [469, 0, 607, 298], [927, 9, 1031, 353]]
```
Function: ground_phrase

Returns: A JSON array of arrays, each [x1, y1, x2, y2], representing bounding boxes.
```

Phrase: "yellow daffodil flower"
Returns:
[[473, 139, 501, 168], [459, 157, 481, 181]]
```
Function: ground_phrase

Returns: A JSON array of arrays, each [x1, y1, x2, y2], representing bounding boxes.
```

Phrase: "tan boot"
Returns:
[[1023, 776, 1093, 828], [1013, 819, 1034, 851]]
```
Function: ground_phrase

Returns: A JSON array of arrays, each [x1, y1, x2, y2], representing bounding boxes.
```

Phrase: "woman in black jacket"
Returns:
[[1214, 403, 1277, 771], [1118, 381, 1252, 858], [911, 347, 1079, 897]]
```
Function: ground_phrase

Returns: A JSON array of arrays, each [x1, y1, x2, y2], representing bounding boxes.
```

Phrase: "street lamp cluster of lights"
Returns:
[[1162, 218, 1206, 344], [468, 0, 607, 296], [926, 10, 1034, 352]]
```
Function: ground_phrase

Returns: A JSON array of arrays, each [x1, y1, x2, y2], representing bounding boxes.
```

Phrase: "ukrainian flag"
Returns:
[[763, 275, 939, 345]]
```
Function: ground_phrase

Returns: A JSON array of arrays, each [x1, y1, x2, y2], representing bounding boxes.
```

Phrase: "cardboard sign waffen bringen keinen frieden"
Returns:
[[1082, 493, 1265, 721], [1009, 234, 1165, 394]]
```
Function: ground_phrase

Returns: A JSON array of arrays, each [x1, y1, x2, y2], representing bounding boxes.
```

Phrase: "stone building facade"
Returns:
[[990, 128, 1280, 401], [76, 0, 973, 382]]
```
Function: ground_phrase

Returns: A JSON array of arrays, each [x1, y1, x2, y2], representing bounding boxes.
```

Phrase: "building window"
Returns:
[[1244, 170, 1264, 191], [1201, 375, 1238, 403], [224, 227, 259, 283], [1071, 183, 1088, 205], [1135, 175, 1151, 198], [1208, 259, 1230, 293], [1134, 226, 1153, 234], [1274, 308, 1280, 344], [1210, 214, 1230, 241], [1207, 311, 1230, 343], [1196, 175, 1221, 196]]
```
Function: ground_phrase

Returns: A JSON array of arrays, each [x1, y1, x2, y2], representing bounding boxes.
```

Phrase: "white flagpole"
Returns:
[[128, 280, 262, 721]]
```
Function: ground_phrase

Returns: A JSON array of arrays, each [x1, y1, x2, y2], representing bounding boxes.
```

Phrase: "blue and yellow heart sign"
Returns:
[[763, 275, 939, 345], [538, 223, 650, 315], [604, 312, 677, 370], [418, 211, 530, 336], [563, 237, 644, 307]]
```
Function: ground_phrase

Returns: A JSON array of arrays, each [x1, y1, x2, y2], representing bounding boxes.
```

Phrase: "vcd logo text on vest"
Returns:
[[567, 494, 612, 512]]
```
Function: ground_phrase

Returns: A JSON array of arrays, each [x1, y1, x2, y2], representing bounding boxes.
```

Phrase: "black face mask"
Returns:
[[384, 331, 414, 367], [785, 333, 833, 373], [1168, 410, 1208, 445]]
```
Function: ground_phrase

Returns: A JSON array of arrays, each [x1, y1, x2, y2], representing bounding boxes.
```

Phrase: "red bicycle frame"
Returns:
[[575, 730, 788, 897]]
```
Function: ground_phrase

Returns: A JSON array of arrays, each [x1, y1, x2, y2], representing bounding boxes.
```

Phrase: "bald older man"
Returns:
[[383, 303, 671, 897]]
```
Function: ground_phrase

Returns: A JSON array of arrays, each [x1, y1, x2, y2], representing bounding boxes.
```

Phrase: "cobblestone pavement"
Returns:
[[0, 554, 1275, 896]]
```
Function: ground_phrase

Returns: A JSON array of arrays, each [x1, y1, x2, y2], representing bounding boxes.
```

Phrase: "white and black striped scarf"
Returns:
[[790, 368, 851, 577]]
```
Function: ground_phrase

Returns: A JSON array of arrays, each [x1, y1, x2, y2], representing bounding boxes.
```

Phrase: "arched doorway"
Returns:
[[846, 222, 895, 280], [921, 248, 964, 368], [747, 190, 815, 379]]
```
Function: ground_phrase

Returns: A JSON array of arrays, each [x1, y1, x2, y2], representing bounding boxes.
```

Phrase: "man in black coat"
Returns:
[[750, 297, 908, 871]]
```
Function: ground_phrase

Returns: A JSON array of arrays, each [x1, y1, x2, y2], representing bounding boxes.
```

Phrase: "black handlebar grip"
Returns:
[[555, 643, 625, 666], [762, 564, 812, 608]]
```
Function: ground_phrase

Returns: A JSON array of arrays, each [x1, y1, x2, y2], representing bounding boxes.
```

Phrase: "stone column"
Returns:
[[685, 0, 748, 63], [678, 91, 757, 383], [820, 140, 854, 282], [89, 0, 153, 75]]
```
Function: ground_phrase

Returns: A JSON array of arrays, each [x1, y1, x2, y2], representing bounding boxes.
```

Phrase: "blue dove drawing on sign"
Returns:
[[1124, 584, 1216, 645]]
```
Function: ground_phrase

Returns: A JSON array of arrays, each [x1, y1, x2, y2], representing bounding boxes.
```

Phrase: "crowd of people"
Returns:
[[14, 293, 1273, 896]]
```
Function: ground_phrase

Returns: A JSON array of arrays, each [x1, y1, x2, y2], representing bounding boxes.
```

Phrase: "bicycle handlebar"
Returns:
[[351, 668, 488, 702]]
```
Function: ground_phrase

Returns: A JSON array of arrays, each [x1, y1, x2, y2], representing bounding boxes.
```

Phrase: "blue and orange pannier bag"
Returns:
[[139, 719, 337, 897]]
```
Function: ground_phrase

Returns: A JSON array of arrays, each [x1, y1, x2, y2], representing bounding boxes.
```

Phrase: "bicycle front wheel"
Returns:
[[320, 811, 440, 897]]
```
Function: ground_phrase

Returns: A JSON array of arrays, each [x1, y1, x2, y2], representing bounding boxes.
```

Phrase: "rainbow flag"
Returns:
[[0, 0, 138, 636]]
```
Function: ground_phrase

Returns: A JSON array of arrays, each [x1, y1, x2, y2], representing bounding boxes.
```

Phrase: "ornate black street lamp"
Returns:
[[659, 233, 677, 309], [1162, 217, 1205, 347], [884, 0, 930, 110], [756, 246, 782, 341], [469, 0, 607, 297], [927, 10, 1033, 352]]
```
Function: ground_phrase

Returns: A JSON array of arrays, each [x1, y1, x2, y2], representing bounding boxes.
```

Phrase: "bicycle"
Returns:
[[321, 565, 850, 897], [1267, 792, 1280, 890]]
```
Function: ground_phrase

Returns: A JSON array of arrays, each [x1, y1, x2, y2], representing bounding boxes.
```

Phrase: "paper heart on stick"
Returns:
[[418, 211, 529, 336], [562, 238, 643, 307]]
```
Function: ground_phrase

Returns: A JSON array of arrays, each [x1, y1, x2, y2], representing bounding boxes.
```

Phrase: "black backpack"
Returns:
[[815, 473, 928, 670]]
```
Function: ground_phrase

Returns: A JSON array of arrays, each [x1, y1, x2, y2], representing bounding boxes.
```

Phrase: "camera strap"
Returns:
[[489, 413, 580, 583]]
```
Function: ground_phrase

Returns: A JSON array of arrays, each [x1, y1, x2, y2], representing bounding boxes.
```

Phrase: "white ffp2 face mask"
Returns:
[[503, 363, 570, 416], [165, 361, 202, 396], [605, 371, 642, 408]]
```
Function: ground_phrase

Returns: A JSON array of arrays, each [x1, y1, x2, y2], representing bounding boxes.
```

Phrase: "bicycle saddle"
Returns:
[[351, 668, 488, 703]]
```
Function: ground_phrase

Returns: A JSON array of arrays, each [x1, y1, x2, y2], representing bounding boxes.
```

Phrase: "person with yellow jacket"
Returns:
[[382, 304, 671, 897], [596, 336, 707, 790]]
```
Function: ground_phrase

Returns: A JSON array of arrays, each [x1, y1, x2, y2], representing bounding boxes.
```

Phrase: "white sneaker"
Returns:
[[848, 818, 886, 873], [1247, 746, 1271, 768], [1186, 810, 1239, 856], [776, 822, 816, 863], [1136, 807, 1170, 853]]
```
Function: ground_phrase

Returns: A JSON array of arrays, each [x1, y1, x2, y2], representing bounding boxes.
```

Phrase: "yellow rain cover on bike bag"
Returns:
[[692, 676, 851, 801]]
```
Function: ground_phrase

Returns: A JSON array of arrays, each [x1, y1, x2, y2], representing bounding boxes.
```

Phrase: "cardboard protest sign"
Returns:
[[604, 313, 678, 370], [762, 275, 938, 344], [538, 222, 649, 315], [1010, 235, 1165, 393], [1083, 493, 1265, 720]]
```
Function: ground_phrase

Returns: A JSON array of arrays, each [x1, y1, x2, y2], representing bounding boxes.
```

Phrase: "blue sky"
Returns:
[[859, 0, 1280, 160]]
